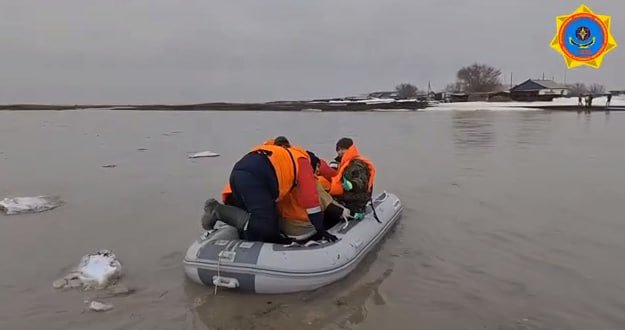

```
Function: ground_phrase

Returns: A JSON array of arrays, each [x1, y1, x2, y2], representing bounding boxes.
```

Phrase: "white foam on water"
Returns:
[[0, 196, 63, 215]]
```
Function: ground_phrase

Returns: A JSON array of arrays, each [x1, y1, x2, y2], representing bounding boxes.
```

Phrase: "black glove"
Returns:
[[309, 211, 339, 242], [277, 233, 294, 245]]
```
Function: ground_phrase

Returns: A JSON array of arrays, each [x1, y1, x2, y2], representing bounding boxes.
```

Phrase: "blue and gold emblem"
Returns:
[[551, 4, 617, 69]]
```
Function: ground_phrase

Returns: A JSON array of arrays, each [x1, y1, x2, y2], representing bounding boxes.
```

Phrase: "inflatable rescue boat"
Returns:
[[183, 191, 402, 294]]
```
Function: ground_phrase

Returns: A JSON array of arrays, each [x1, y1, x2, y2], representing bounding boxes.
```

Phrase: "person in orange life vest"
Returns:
[[277, 149, 352, 237], [269, 137, 350, 231], [319, 138, 376, 217], [264, 136, 337, 204], [202, 137, 338, 243], [220, 137, 348, 238]]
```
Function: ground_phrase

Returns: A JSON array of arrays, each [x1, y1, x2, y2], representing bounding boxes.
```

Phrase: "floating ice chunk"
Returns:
[[0, 196, 63, 215], [189, 151, 220, 158], [53, 250, 122, 290], [88, 301, 113, 312]]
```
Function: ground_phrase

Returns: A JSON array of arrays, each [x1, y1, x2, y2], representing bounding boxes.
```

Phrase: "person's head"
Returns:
[[335, 137, 354, 157], [306, 151, 320, 172], [274, 136, 291, 147]]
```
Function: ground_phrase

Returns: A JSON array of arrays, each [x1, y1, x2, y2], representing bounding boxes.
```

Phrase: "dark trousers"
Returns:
[[229, 152, 284, 243]]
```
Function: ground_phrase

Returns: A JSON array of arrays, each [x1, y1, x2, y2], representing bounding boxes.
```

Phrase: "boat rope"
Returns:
[[341, 215, 350, 230], [214, 249, 223, 296], [369, 197, 381, 223]]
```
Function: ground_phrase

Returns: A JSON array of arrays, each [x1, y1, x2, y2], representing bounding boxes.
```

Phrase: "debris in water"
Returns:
[[189, 151, 220, 159], [0, 196, 63, 215], [162, 130, 183, 136], [88, 301, 113, 312], [110, 284, 134, 296], [102, 164, 117, 168], [53, 250, 122, 290], [136, 148, 148, 151]]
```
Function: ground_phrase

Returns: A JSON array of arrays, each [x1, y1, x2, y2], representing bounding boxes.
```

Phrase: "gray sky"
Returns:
[[1, 0, 623, 104]]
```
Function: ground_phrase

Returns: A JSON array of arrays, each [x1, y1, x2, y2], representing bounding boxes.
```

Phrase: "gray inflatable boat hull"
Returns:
[[183, 191, 402, 294]]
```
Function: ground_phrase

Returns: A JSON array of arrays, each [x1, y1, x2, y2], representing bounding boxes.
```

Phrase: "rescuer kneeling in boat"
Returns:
[[202, 137, 339, 244], [277, 150, 353, 238], [267, 137, 349, 237]]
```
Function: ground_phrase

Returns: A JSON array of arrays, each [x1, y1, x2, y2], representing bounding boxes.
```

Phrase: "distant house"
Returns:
[[433, 92, 445, 101], [368, 91, 399, 99], [487, 90, 512, 102], [445, 93, 469, 103], [509, 79, 569, 101], [344, 95, 369, 101]]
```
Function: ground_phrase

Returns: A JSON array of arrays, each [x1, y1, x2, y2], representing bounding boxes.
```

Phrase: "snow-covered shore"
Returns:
[[427, 96, 625, 111]]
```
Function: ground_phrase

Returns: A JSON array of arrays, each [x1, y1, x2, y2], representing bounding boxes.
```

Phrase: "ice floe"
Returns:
[[0, 196, 63, 215], [189, 151, 220, 158], [53, 250, 122, 290]]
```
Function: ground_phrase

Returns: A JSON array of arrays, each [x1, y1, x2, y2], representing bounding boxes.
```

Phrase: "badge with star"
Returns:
[[550, 4, 617, 69]]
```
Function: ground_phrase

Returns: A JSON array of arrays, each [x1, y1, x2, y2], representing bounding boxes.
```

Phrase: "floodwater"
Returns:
[[1, 109, 625, 330]]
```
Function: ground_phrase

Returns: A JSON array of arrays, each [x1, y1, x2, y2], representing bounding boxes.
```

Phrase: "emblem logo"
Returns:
[[551, 4, 617, 69]]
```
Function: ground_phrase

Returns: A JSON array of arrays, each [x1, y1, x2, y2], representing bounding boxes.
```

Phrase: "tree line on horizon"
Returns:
[[393, 63, 607, 99]]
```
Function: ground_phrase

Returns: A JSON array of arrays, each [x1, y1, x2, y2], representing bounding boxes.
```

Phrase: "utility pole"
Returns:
[[510, 72, 513, 89]]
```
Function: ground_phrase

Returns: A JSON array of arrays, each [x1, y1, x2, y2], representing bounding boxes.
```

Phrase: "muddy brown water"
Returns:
[[1, 110, 625, 329]]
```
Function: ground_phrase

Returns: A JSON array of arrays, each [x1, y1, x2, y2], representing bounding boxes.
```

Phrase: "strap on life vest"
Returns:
[[250, 146, 298, 196], [284, 147, 298, 192]]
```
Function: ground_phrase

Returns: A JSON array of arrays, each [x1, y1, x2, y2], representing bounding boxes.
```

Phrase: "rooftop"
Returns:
[[510, 79, 568, 92]]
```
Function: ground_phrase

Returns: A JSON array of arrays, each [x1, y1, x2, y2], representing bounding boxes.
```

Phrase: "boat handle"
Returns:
[[213, 276, 239, 289]]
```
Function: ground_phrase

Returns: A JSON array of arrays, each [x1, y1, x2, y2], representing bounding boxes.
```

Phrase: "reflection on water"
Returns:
[[452, 111, 496, 151], [183, 235, 394, 330], [514, 111, 552, 147]]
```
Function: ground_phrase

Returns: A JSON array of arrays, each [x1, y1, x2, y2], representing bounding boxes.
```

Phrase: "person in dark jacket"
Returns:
[[203, 137, 338, 244]]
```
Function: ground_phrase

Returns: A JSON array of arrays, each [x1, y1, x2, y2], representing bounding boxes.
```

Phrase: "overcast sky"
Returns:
[[1, 0, 623, 104]]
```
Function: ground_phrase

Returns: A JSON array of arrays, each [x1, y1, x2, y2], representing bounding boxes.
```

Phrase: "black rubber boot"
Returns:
[[325, 203, 347, 221], [201, 198, 250, 231]]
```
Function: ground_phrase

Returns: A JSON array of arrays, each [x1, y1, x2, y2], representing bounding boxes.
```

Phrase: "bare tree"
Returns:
[[588, 84, 606, 95], [455, 63, 502, 93], [567, 83, 588, 96], [395, 83, 419, 99]]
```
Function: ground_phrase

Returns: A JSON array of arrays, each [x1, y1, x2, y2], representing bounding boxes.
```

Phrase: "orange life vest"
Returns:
[[318, 176, 331, 191], [329, 144, 376, 196], [273, 145, 312, 222], [221, 183, 233, 204], [249, 144, 308, 202], [221, 143, 308, 204], [220, 141, 315, 222], [221, 138, 277, 203]]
